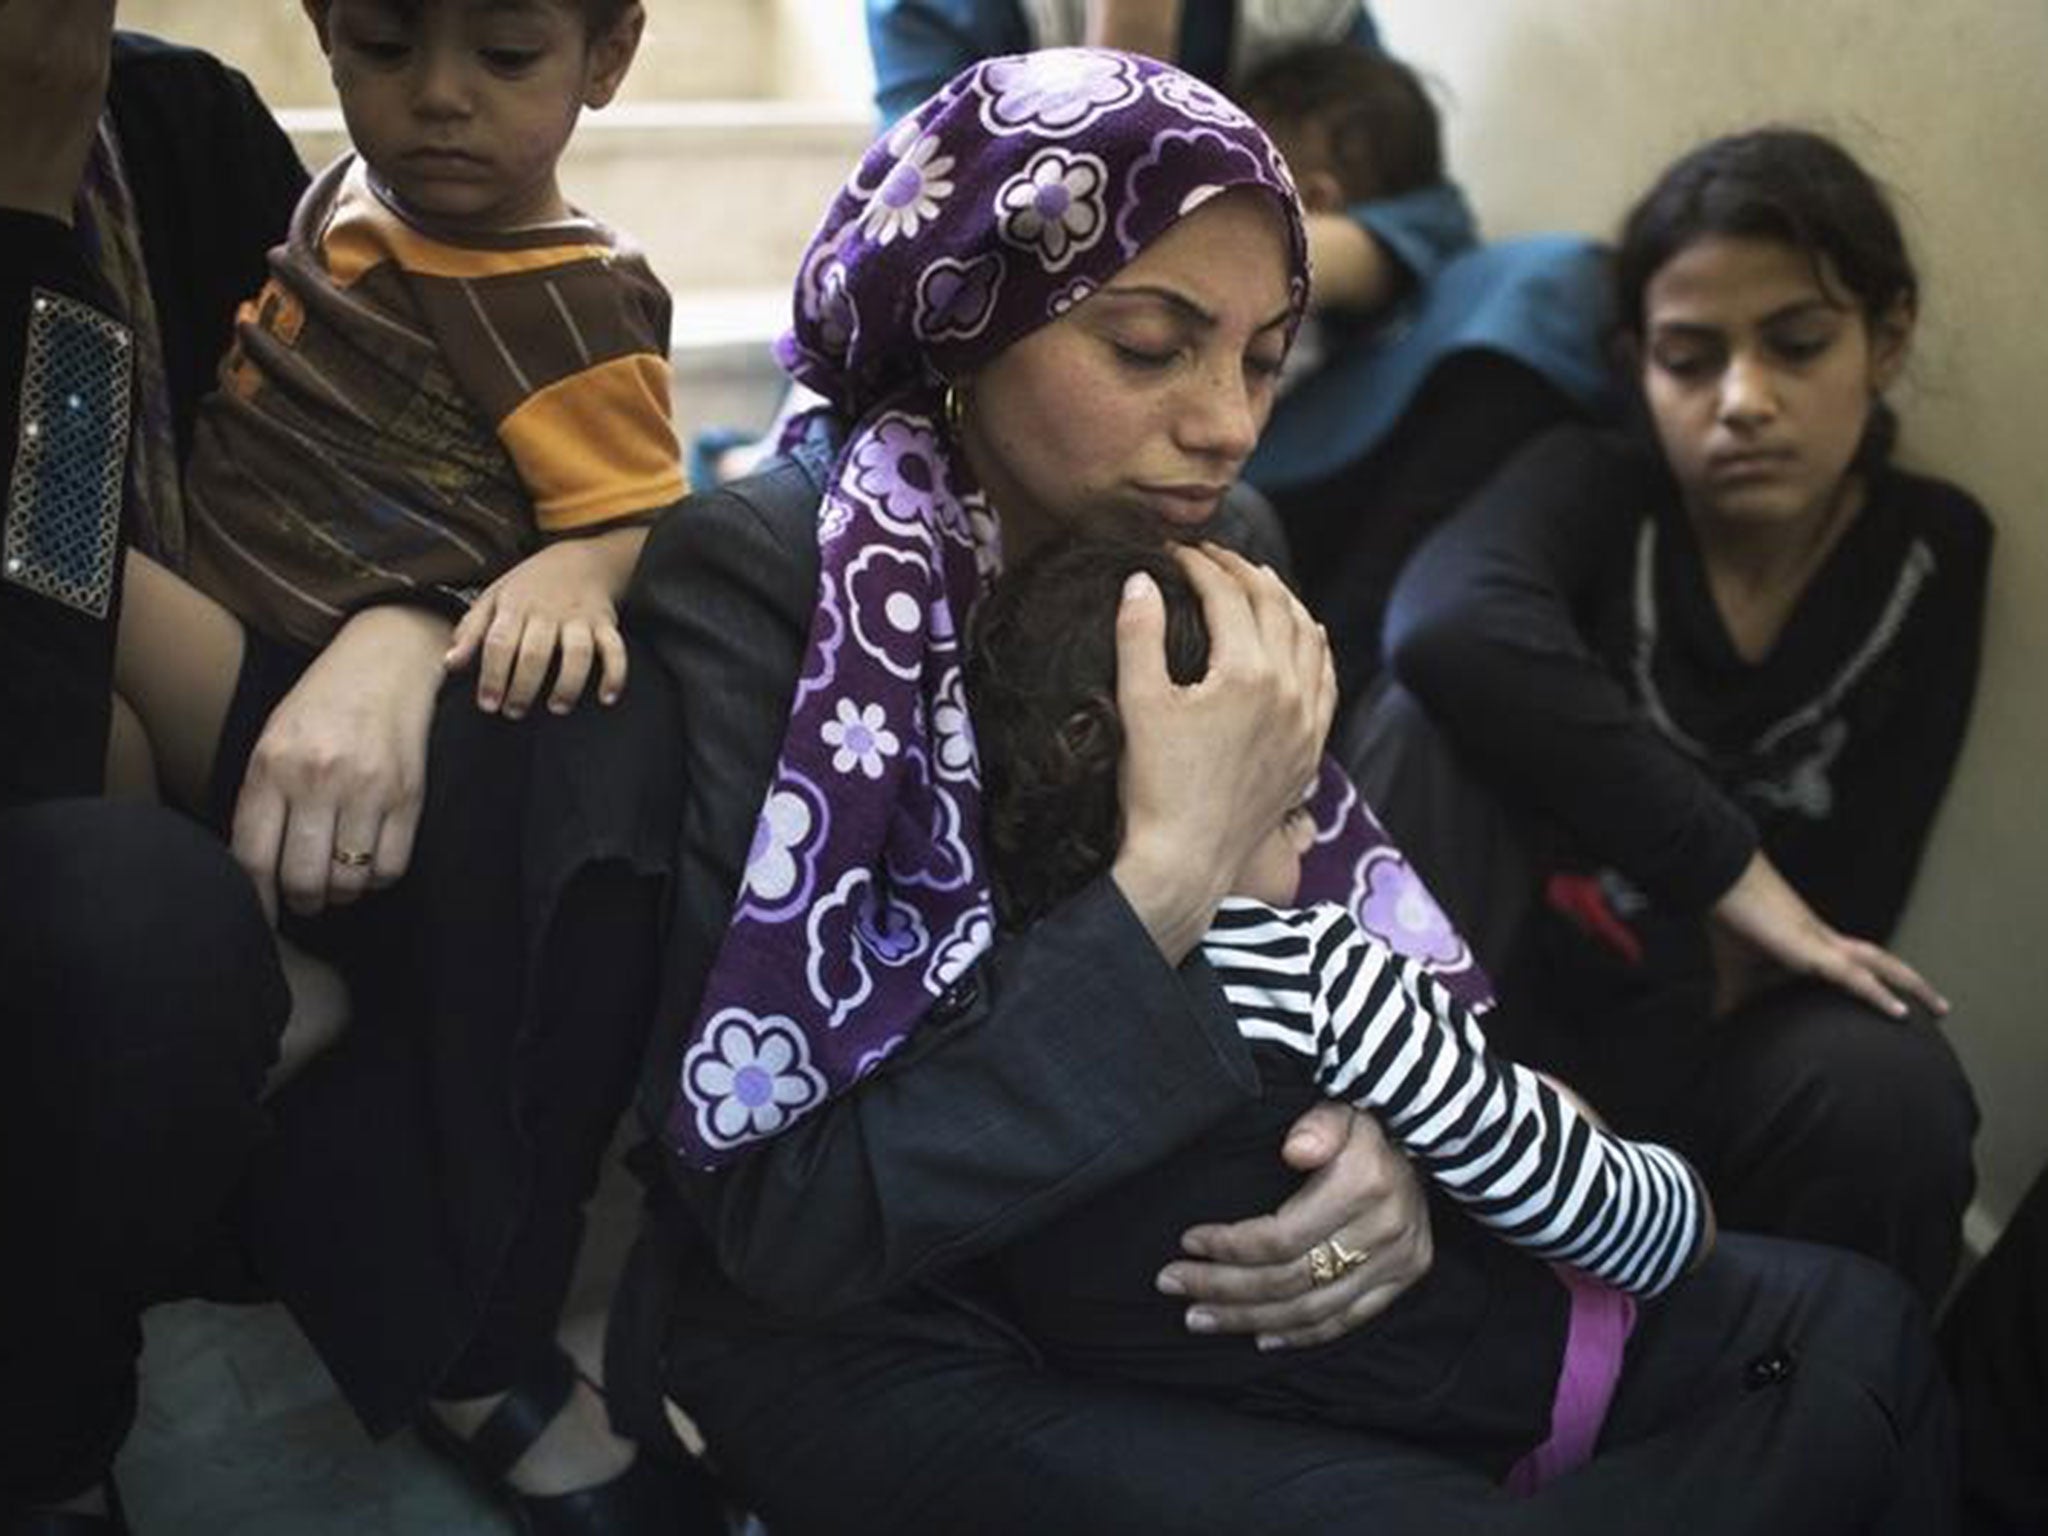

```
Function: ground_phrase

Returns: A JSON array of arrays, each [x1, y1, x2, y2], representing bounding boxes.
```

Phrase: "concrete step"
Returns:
[[669, 287, 792, 451]]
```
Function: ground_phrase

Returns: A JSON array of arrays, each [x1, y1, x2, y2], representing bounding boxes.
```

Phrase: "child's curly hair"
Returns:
[[967, 536, 1210, 929]]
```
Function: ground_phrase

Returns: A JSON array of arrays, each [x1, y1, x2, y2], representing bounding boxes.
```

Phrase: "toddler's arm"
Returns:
[[1209, 900, 1712, 1296], [443, 524, 648, 718]]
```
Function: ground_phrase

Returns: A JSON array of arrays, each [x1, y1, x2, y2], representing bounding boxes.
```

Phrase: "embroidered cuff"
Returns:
[[5, 287, 132, 619]]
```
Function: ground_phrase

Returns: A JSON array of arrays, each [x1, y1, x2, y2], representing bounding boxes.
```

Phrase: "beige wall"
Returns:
[[1373, 0, 2048, 1234]]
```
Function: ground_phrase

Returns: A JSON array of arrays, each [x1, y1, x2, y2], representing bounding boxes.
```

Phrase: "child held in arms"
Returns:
[[970, 534, 1713, 1487]]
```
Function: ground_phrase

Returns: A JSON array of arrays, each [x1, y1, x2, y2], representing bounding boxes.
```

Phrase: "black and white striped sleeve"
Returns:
[[1204, 898, 1709, 1296]]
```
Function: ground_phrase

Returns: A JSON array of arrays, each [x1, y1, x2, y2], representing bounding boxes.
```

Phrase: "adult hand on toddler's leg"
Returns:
[[444, 529, 647, 718], [1155, 1103, 1432, 1351], [233, 605, 447, 918]]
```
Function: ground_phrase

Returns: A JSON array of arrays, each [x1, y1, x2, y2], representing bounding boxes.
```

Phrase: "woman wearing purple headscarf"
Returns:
[[613, 49, 1953, 1535]]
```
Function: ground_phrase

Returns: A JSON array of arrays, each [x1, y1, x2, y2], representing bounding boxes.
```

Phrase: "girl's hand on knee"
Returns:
[[1712, 851, 1949, 1019], [233, 606, 447, 918], [444, 531, 643, 718], [1111, 544, 1334, 960], [1155, 1104, 1432, 1349]]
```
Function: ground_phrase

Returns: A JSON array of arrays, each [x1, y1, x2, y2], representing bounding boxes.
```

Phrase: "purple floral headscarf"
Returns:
[[667, 49, 1484, 1167]]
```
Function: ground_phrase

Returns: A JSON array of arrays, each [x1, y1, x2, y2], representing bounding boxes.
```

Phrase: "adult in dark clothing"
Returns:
[[604, 59, 1957, 1533], [1941, 1167, 2048, 1535], [1, 12, 714, 1531], [1357, 127, 1987, 1310]]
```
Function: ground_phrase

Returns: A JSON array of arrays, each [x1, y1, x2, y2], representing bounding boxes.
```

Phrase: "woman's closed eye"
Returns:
[[1110, 339, 1181, 372]]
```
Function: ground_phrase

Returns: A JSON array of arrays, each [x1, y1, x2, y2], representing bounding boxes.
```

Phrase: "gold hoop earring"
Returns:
[[943, 381, 970, 439]]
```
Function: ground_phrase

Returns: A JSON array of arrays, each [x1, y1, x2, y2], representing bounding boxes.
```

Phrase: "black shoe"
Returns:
[[6, 1480, 130, 1536], [416, 1348, 730, 1535]]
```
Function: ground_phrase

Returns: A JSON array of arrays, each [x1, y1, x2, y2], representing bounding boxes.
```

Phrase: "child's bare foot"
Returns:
[[263, 938, 349, 1097]]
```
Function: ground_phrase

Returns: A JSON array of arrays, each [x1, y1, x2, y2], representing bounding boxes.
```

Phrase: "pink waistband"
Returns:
[[1503, 1267, 1638, 1495]]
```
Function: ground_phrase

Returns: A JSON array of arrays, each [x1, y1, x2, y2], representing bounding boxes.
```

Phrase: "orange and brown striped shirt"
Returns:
[[184, 154, 684, 649]]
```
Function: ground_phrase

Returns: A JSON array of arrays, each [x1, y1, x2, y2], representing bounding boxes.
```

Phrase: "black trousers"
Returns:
[[0, 801, 288, 1507], [1345, 682, 1978, 1310], [660, 1233, 1953, 1535], [1941, 1167, 2048, 1535], [1, 667, 678, 1506]]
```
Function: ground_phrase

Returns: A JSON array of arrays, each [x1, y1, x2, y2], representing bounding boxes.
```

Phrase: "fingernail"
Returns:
[[1180, 1233, 1210, 1260], [479, 694, 499, 711], [1156, 1271, 1186, 1297], [1122, 573, 1153, 603], [1255, 1334, 1289, 1353], [1184, 1308, 1217, 1334]]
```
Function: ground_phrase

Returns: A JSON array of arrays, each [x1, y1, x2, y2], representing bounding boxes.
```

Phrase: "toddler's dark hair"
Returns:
[[307, 0, 637, 40], [1239, 42, 1441, 204], [967, 537, 1209, 929], [1616, 127, 1916, 463], [578, 0, 637, 35]]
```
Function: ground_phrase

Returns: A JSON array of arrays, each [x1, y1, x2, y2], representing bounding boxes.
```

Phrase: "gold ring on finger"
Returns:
[[1306, 1240, 1337, 1288], [331, 847, 374, 869], [1328, 1236, 1371, 1276]]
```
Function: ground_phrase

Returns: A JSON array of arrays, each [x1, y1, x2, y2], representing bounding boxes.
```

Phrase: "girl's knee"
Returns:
[[1744, 989, 1977, 1159]]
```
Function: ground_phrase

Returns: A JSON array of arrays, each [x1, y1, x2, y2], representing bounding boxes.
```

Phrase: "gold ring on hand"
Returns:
[[331, 847, 374, 869], [1328, 1236, 1371, 1276], [1307, 1241, 1337, 1287]]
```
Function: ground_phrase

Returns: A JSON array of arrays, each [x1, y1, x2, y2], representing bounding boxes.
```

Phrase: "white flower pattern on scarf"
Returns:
[[743, 782, 821, 910], [684, 1012, 827, 1149], [978, 51, 1141, 138], [861, 131, 956, 245], [1147, 70, 1254, 128], [821, 698, 901, 780], [996, 149, 1109, 271]]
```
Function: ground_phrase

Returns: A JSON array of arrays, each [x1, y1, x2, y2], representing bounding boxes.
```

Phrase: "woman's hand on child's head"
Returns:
[[1156, 1103, 1432, 1350], [0, 0, 115, 224], [1712, 851, 1950, 1019], [443, 530, 646, 718], [1110, 543, 1335, 958]]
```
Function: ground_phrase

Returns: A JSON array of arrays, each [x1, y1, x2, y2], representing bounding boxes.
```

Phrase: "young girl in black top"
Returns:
[[1371, 127, 1991, 1308]]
